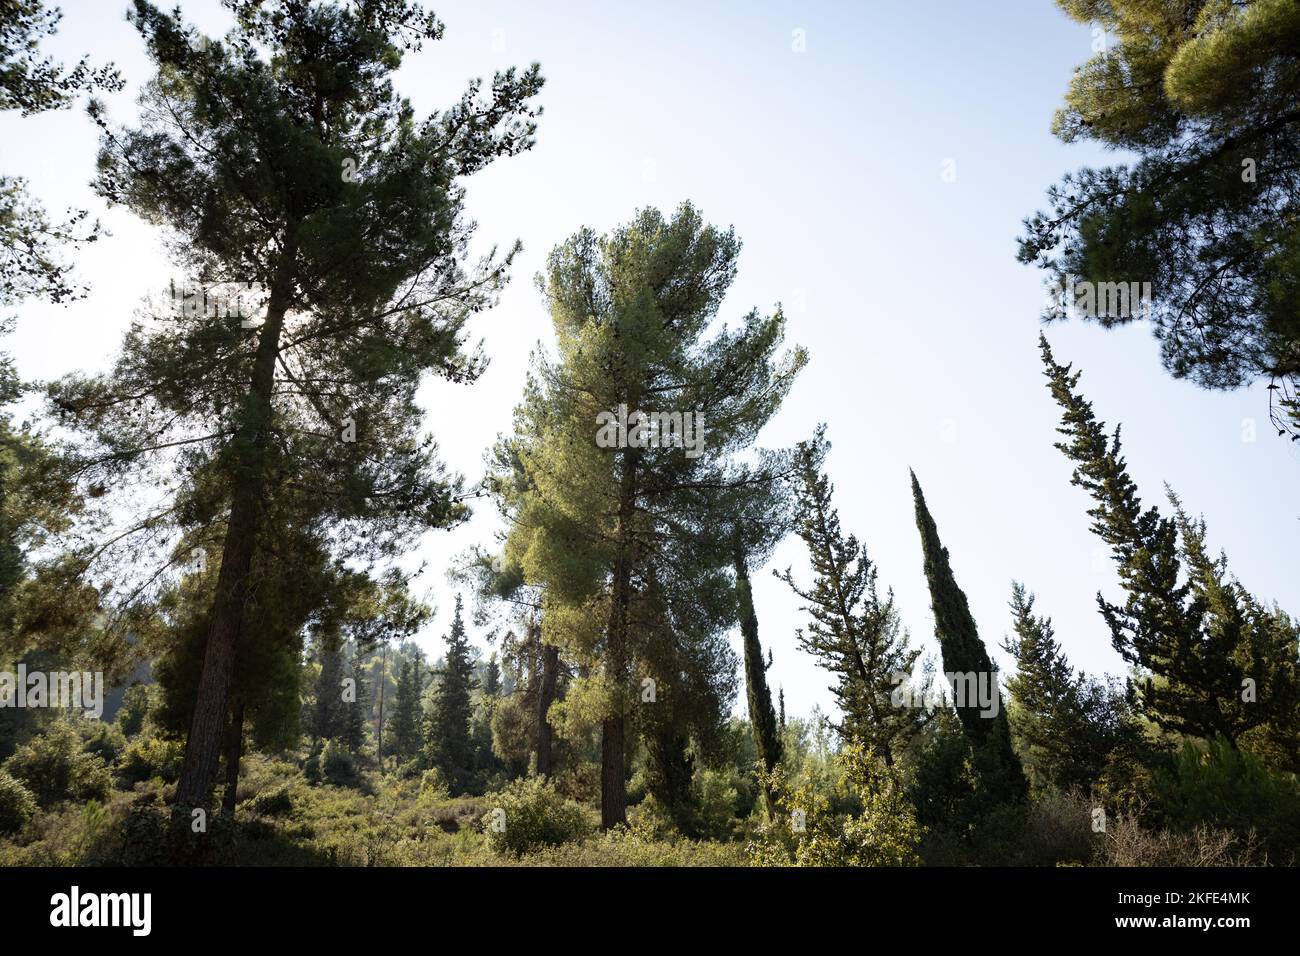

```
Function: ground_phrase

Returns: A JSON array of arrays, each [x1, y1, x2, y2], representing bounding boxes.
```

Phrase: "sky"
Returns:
[[3, 0, 1296, 723]]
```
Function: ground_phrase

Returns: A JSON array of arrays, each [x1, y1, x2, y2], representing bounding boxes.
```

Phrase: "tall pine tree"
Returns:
[[51, 0, 543, 815], [508, 204, 805, 827]]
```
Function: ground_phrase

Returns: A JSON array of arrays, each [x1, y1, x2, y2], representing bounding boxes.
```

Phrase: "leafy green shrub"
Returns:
[[0, 769, 37, 834], [321, 739, 359, 786], [2, 722, 112, 806], [750, 740, 924, 866], [1153, 737, 1300, 863], [114, 684, 154, 738], [693, 767, 747, 841], [483, 776, 590, 855], [249, 784, 296, 818], [79, 720, 127, 765], [117, 735, 185, 785]]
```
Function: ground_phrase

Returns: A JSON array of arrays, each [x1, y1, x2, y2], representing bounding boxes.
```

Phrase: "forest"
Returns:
[[1, 0, 1298, 872]]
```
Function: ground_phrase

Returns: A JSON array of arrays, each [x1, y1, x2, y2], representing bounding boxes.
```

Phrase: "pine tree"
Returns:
[[1020, 0, 1300, 424], [50, 0, 544, 815], [1041, 335, 1300, 766], [778, 429, 926, 768], [911, 471, 1027, 803], [509, 204, 805, 827], [425, 595, 477, 793], [0, 0, 121, 304]]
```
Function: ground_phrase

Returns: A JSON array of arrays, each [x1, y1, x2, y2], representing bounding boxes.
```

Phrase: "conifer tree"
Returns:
[[509, 204, 805, 827], [778, 429, 925, 768], [1002, 582, 1136, 794], [314, 645, 345, 742], [0, 0, 121, 304], [343, 656, 368, 754], [49, 0, 544, 814], [425, 595, 476, 792], [389, 656, 422, 763], [736, 550, 781, 783], [1041, 335, 1300, 766], [911, 471, 1027, 803], [1024, 0, 1300, 400], [1020, 0, 1300, 431]]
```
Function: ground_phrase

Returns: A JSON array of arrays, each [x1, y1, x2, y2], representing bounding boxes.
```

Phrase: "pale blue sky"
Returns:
[[3, 0, 1296, 721]]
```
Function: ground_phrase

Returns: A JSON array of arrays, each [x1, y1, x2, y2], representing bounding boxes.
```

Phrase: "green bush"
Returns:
[[249, 784, 296, 818], [483, 776, 590, 855], [321, 739, 359, 786], [117, 736, 184, 785], [693, 767, 747, 841], [1, 722, 112, 806], [79, 720, 127, 765], [115, 684, 154, 738], [1154, 737, 1300, 863], [0, 769, 37, 834], [750, 740, 924, 867]]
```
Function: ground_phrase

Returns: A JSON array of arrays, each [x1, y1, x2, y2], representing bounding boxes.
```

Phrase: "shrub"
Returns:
[[79, 721, 127, 765], [483, 776, 590, 855], [117, 736, 184, 785], [693, 767, 746, 841], [1095, 813, 1264, 866], [2, 722, 112, 806], [0, 769, 37, 834], [321, 739, 360, 787], [115, 684, 154, 738], [750, 741, 924, 867], [249, 785, 296, 818], [1153, 737, 1300, 863]]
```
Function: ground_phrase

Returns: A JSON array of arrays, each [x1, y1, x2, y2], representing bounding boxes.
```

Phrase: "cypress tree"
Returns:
[[313, 645, 345, 742], [1041, 335, 1300, 764], [911, 471, 1027, 803], [736, 549, 782, 784], [342, 657, 368, 754]]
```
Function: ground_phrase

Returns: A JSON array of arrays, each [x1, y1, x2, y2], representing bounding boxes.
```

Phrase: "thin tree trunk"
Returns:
[[536, 619, 558, 778], [376, 641, 387, 771], [174, 267, 293, 813], [601, 456, 636, 830], [221, 696, 245, 815]]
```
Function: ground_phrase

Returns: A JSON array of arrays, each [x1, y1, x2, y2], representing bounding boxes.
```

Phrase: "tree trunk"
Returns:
[[735, 548, 781, 816], [376, 641, 387, 771], [174, 269, 293, 813], [221, 696, 245, 815], [600, 456, 637, 830], [536, 622, 558, 778]]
